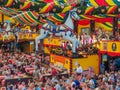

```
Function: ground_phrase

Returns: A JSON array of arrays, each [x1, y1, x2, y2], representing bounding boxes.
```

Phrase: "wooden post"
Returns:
[[70, 58, 72, 76], [0, 14, 4, 28], [90, 20, 95, 33], [113, 17, 118, 36], [2, 14, 4, 23], [74, 21, 78, 33]]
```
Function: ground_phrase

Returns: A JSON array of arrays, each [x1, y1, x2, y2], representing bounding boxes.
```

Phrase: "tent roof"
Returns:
[[87, 0, 120, 7]]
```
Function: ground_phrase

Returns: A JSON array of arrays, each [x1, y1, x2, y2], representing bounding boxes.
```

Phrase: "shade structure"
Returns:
[[9, 11, 120, 28], [0, 0, 79, 13], [0, 7, 18, 16], [87, 0, 120, 6], [12, 11, 45, 26]]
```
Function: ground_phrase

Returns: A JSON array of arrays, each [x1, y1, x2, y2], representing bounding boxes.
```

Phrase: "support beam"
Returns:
[[2, 14, 4, 23], [90, 20, 95, 33], [113, 17, 118, 36], [74, 21, 78, 33]]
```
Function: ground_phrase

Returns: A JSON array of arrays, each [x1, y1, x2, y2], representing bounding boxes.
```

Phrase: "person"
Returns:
[[62, 41, 67, 49], [74, 78, 81, 89], [0, 26, 2, 32], [93, 76, 98, 88], [6, 83, 14, 90], [54, 81, 61, 90], [89, 77, 95, 90], [110, 63, 114, 72], [100, 63, 105, 74], [115, 82, 120, 90], [21, 82, 27, 90], [82, 83, 89, 90], [52, 68, 58, 76], [95, 83, 102, 90], [66, 41, 72, 50], [35, 84, 41, 90], [76, 64, 83, 75]]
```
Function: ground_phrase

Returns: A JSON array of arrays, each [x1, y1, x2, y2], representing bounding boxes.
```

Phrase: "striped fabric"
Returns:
[[0, 7, 18, 16], [12, 11, 44, 26], [0, 0, 79, 13], [88, 0, 120, 6]]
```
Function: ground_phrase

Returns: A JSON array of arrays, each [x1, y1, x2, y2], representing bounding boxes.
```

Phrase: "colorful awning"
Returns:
[[76, 6, 120, 15], [88, 0, 120, 6], [12, 11, 44, 26], [0, 7, 19, 16], [0, 0, 79, 13], [10, 11, 115, 27]]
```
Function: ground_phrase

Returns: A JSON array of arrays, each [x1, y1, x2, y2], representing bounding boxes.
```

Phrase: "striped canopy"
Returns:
[[0, 7, 19, 16], [0, 0, 120, 29], [3, 9, 119, 29], [12, 11, 44, 26], [0, 0, 79, 13], [87, 0, 120, 6]]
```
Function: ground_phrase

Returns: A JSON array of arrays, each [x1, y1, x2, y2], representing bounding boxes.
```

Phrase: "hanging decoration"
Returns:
[[12, 11, 45, 26], [0, 0, 120, 15], [0, 0, 80, 13], [87, 0, 120, 6], [5, 0, 14, 7], [0, 7, 19, 17], [76, 6, 120, 15], [0, 0, 120, 29]]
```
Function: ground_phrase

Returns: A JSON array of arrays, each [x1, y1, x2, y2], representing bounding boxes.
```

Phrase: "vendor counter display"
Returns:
[[50, 54, 99, 74]]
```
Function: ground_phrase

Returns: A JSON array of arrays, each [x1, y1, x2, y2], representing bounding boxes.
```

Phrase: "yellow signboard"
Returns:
[[100, 41, 120, 53], [50, 54, 70, 71]]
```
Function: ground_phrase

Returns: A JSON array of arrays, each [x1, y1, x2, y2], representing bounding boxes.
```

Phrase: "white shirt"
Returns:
[[89, 79, 94, 85], [76, 66, 83, 74], [55, 84, 61, 90]]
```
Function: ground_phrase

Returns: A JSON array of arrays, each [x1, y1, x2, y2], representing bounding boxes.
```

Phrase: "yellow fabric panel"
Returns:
[[22, 26, 31, 30], [95, 22, 112, 31], [43, 38, 61, 46], [72, 55, 99, 74], [44, 47, 50, 54], [62, 6, 72, 13], [50, 54, 70, 72], [100, 41, 120, 53]]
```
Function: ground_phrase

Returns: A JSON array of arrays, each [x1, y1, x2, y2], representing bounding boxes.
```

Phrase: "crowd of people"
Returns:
[[0, 24, 120, 89], [0, 49, 119, 90], [77, 27, 120, 46]]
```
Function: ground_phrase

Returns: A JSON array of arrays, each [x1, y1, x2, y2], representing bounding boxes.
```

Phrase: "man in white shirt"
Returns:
[[89, 77, 95, 89], [55, 81, 61, 90], [76, 64, 83, 75]]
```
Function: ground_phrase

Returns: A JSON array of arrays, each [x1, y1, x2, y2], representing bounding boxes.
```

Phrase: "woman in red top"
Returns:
[[52, 68, 57, 76]]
